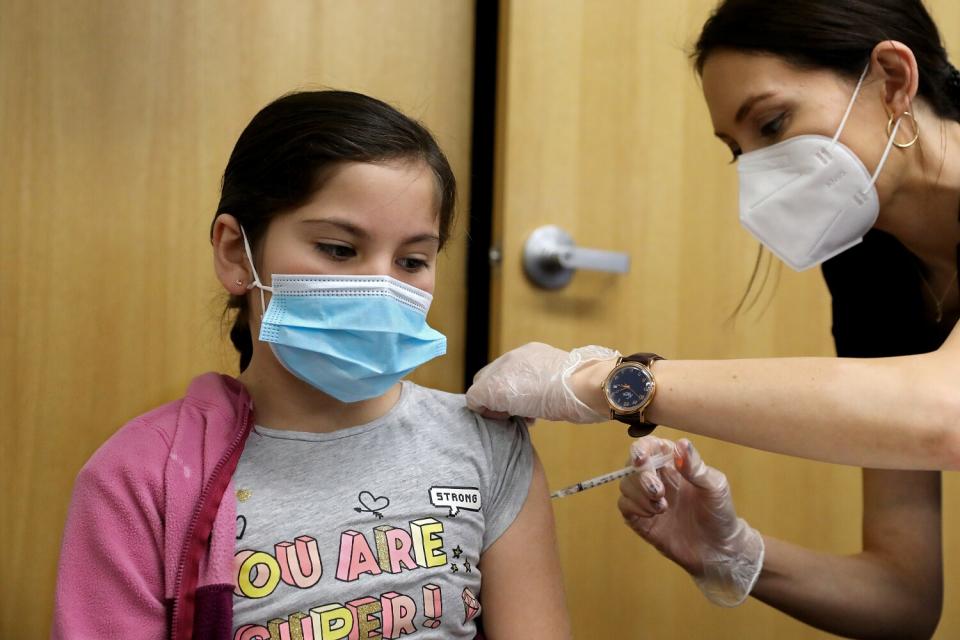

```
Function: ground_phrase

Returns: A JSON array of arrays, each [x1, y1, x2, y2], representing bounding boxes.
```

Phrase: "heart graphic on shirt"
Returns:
[[357, 491, 391, 512]]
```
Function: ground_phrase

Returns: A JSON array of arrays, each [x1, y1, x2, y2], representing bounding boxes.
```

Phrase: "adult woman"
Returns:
[[466, 0, 960, 636]]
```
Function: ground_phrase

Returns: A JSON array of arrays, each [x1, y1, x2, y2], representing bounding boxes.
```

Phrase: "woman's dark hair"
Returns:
[[693, 0, 960, 316], [694, 0, 960, 121], [212, 90, 457, 371]]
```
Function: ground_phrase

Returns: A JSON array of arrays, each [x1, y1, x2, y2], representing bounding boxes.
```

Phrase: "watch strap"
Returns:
[[621, 352, 663, 368], [627, 423, 658, 438]]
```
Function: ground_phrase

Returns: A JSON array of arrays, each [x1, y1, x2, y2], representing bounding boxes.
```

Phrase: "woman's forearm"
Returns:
[[651, 355, 960, 469], [577, 352, 960, 469], [753, 536, 941, 639]]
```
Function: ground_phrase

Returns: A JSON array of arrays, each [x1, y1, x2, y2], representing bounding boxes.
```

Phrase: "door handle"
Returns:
[[522, 225, 630, 289]]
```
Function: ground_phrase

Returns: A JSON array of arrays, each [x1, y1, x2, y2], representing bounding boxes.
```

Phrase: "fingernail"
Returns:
[[639, 472, 657, 491], [646, 477, 662, 494], [655, 498, 667, 511]]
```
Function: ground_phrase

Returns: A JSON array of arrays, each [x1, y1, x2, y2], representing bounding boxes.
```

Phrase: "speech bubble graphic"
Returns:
[[429, 486, 482, 517]]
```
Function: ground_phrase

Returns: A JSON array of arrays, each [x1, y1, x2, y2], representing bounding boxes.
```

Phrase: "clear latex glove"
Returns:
[[618, 436, 765, 607], [466, 342, 620, 423]]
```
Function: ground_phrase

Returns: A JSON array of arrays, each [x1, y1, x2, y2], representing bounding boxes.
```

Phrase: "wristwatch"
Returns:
[[601, 352, 664, 437]]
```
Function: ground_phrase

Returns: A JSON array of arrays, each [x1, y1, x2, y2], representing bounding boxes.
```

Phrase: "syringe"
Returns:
[[550, 450, 675, 499]]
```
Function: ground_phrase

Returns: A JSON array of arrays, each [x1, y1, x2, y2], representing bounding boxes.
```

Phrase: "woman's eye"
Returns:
[[728, 145, 742, 164], [397, 257, 429, 272], [316, 243, 356, 260], [760, 113, 786, 138]]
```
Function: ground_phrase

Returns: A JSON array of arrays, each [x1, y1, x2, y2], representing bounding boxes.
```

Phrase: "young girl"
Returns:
[[53, 91, 570, 639]]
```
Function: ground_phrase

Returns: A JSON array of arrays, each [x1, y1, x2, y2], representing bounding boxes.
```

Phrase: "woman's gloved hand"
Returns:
[[619, 436, 765, 607], [465, 342, 620, 423]]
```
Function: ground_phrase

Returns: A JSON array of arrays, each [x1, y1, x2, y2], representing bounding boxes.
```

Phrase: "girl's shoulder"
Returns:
[[399, 382, 526, 439], [397, 382, 531, 482], [401, 382, 470, 414]]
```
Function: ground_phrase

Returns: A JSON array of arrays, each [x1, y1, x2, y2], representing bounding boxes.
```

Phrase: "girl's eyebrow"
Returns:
[[402, 233, 441, 246], [301, 217, 368, 238], [301, 218, 439, 246]]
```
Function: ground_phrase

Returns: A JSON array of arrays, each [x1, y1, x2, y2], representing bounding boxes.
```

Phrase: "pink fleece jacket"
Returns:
[[53, 373, 253, 640]]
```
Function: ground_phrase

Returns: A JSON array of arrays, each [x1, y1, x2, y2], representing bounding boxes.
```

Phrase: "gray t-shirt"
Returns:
[[231, 382, 533, 639]]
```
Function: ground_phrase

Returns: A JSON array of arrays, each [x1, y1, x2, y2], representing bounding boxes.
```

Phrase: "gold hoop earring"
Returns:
[[886, 111, 919, 148]]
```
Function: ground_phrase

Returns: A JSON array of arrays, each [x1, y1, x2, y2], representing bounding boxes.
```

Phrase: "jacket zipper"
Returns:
[[169, 395, 253, 640]]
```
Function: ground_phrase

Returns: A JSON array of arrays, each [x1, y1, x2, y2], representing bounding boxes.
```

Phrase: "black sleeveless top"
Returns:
[[821, 229, 957, 357]]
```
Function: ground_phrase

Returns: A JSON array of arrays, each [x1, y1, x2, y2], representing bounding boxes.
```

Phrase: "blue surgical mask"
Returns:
[[240, 228, 447, 402]]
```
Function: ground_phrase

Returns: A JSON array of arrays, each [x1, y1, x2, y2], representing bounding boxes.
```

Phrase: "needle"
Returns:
[[550, 450, 675, 499]]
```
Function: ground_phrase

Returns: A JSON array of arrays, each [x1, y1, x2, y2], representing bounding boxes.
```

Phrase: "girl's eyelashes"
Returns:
[[313, 242, 430, 273], [728, 144, 743, 163], [313, 241, 432, 273], [315, 242, 356, 260], [396, 256, 430, 272]]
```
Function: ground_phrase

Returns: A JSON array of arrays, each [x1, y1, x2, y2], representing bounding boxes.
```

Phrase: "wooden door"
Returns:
[[0, 1, 474, 635], [492, 0, 960, 637]]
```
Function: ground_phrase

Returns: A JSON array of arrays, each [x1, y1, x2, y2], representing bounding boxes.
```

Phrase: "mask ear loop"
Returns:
[[827, 63, 904, 194], [865, 115, 902, 191], [239, 226, 273, 314], [830, 64, 871, 147]]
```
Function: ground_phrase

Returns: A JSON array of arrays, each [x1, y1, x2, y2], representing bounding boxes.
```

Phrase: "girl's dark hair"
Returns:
[[693, 0, 960, 316], [212, 90, 457, 371], [694, 0, 960, 121]]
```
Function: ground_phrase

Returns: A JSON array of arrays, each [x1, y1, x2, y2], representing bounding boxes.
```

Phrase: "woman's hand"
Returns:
[[465, 342, 620, 423], [619, 436, 764, 607]]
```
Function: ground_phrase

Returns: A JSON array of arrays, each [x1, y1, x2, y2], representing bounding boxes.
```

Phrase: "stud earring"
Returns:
[[236, 279, 244, 286]]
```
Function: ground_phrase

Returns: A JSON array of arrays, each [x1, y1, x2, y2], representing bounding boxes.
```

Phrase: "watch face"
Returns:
[[606, 364, 654, 412]]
